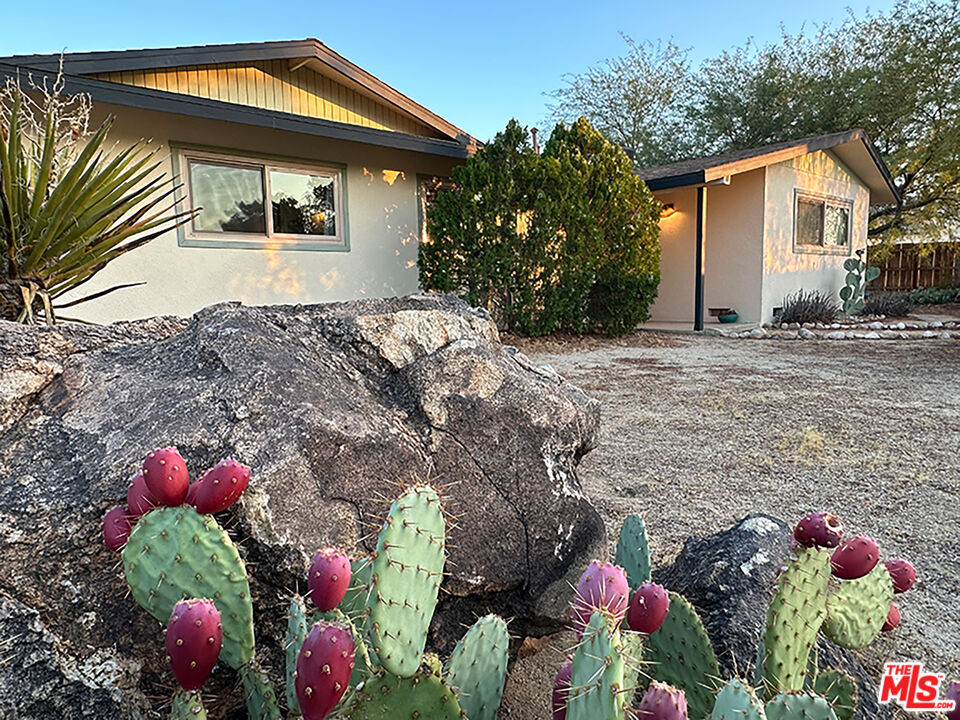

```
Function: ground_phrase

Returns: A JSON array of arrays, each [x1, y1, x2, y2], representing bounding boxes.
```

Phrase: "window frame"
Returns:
[[174, 146, 348, 252], [792, 190, 853, 256]]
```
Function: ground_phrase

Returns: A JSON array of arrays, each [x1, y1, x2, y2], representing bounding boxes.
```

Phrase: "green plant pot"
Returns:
[[718, 313, 739, 324]]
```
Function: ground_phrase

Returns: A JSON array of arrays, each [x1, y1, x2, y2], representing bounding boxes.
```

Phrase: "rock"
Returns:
[[749, 328, 767, 339], [895, 322, 906, 330], [931, 320, 943, 328], [798, 328, 816, 340], [880, 331, 898, 339], [864, 331, 880, 339], [869, 321, 884, 330], [825, 331, 846, 340], [780, 331, 799, 340], [923, 330, 938, 338], [941, 331, 952, 339], [830, 323, 841, 329], [655, 514, 892, 720], [788, 322, 801, 330], [0, 296, 604, 718]]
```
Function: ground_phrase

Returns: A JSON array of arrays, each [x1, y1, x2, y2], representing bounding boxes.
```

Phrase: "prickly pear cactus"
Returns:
[[615, 513, 651, 589], [813, 669, 858, 720], [840, 256, 881, 316], [444, 614, 509, 720], [644, 591, 721, 720], [122, 506, 255, 668], [366, 484, 445, 678], [170, 689, 207, 720], [340, 555, 373, 619], [822, 563, 893, 649], [760, 547, 831, 696], [239, 663, 282, 720], [567, 611, 628, 720], [285, 595, 309, 715], [346, 665, 464, 720], [765, 693, 838, 720], [712, 679, 766, 720]]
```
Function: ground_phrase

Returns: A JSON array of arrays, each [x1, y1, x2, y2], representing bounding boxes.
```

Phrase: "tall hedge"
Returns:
[[419, 117, 661, 336]]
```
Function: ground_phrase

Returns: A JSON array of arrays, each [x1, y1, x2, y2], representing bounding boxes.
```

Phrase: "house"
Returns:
[[636, 130, 900, 328], [0, 40, 476, 322]]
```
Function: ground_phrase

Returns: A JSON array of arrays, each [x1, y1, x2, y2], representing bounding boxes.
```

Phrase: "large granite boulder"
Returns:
[[655, 514, 892, 720], [0, 295, 604, 719]]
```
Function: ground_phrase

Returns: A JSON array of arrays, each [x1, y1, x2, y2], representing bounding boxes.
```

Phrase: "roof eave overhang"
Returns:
[[0, 63, 472, 159]]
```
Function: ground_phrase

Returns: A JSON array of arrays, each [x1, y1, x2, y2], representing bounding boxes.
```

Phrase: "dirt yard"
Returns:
[[511, 332, 960, 700]]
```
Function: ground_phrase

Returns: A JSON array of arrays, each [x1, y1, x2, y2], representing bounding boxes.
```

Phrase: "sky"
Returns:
[[0, 0, 900, 141]]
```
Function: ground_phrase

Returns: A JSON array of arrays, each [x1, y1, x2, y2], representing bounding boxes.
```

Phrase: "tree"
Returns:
[[419, 117, 661, 336], [549, 1, 960, 242], [547, 35, 697, 167]]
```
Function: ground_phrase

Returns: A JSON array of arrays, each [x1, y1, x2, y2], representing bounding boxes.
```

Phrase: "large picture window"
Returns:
[[179, 149, 345, 250], [794, 192, 851, 254]]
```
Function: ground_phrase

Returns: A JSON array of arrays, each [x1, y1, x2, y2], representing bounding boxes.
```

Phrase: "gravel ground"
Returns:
[[503, 331, 960, 716]]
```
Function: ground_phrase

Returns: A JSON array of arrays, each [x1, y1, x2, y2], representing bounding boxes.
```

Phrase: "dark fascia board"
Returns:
[[0, 39, 473, 145], [644, 171, 706, 192], [0, 63, 472, 159]]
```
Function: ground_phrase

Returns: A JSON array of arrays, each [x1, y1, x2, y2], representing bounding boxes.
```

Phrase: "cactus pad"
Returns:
[[239, 663, 282, 720], [644, 591, 721, 720], [822, 563, 893, 649], [122, 506, 254, 668], [760, 547, 831, 696], [366, 484, 445, 678], [285, 595, 309, 714], [340, 555, 373, 619], [615, 514, 651, 589], [567, 611, 628, 720], [765, 693, 838, 720], [712, 679, 767, 720], [813, 669, 858, 720], [346, 666, 464, 719], [170, 689, 207, 720], [444, 614, 509, 720]]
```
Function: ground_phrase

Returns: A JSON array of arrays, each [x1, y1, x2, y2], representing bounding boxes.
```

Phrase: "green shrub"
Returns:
[[419, 117, 661, 336], [905, 286, 960, 304], [861, 292, 911, 317], [779, 290, 839, 324]]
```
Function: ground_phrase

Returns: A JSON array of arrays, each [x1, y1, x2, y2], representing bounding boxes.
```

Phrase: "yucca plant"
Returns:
[[0, 73, 196, 323]]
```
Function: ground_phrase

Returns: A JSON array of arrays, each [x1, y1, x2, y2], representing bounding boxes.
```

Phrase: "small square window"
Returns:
[[794, 193, 851, 254], [179, 149, 345, 250]]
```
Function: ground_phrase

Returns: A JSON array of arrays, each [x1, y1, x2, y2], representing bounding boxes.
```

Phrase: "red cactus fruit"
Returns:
[[126, 471, 157, 518], [627, 582, 670, 634], [295, 621, 355, 720], [945, 681, 960, 720], [831, 535, 880, 580], [101, 506, 132, 552], [552, 657, 572, 720], [637, 680, 688, 720], [881, 603, 901, 632], [794, 511, 844, 549], [307, 548, 351, 612], [571, 561, 630, 637], [885, 558, 916, 594], [165, 598, 222, 690], [189, 458, 251, 514], [142, 447, 189, 506]]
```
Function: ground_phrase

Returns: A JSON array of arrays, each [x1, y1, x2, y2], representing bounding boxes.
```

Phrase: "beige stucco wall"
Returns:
[[58, 103, 462, 323], [650, 168, 765, 323], [760, 150, 870, 322]]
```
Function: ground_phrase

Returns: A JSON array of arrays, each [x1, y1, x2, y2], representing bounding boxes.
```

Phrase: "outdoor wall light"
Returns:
[[660, 203, 677, 218]]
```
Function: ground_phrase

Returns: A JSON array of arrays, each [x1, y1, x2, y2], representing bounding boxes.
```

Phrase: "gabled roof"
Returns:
[[637, 129, 899, 205], [0, 40, 477, 158]]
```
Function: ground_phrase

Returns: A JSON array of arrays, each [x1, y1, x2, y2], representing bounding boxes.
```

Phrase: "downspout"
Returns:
[[694, 186, 707, 331]]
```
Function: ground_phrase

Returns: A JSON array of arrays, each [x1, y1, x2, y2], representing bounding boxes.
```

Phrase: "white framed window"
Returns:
[[793, 191, 852, 254], [178, 149, 346, 250]]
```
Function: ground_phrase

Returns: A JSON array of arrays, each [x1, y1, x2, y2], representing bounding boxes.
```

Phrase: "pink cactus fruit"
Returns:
[[126, 471, 157, 518], [295, 621, 355, 720], [881, 603, 901, 632], [637, 680, 689, 720], [945, 681, 960, 720], [189, 458, 251, 514], [142, 447, 189, 506], [885, 558, 916, 593], [551, 657, 573, 720], [101, 506, 132, 552], [165, 599, 222, 690], [831, 535, 880, 580], [794, 511, 844, 549], [307, 548, 351, 612], [571, 561, 630, 636], [627, 582, 671, 634]]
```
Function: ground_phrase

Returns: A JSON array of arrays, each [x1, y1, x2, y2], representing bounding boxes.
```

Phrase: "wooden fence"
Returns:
[[868, 242, 960, 291]]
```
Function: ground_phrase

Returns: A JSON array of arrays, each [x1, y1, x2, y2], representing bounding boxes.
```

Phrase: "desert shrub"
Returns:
[[420, 117, 661, 336], [862, 291, 912, 316], [779, 289, 839, 324], [905, 286, 960, 304]]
